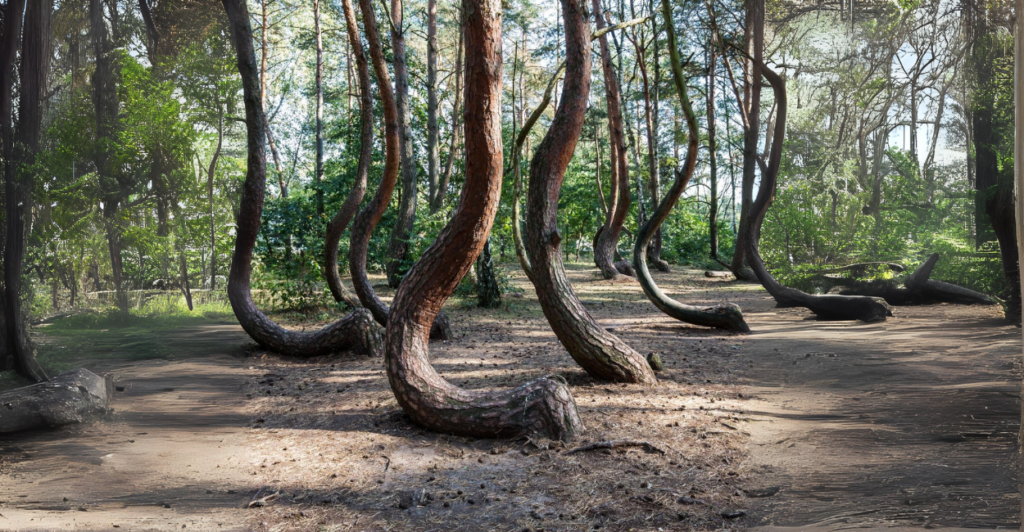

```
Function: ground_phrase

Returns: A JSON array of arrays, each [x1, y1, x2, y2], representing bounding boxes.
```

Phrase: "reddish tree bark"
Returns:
[[745, 63, 892, 322], [324, 0, 371, 309], [221, 0, 383, 357], [347, 0, 452, 340], [383, 0, 583, 441], [592, 0, 633, 280], [384, 0, 419, 288], [632, 0, 749, 333], [525, 0, 655, 384]]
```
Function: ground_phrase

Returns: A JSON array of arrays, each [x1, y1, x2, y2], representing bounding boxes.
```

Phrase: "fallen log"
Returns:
[[0, 369, 112, 433], [743, 61, 893, 323], [828, 254, 996, 306]]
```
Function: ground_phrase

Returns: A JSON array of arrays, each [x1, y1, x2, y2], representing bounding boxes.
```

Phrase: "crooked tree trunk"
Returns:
[[510, 64, 564, 282], [384, 0, 583, 442], [746, 63, 892, 323], [631, 0, 750, 333], [525, 0, 655, 385], [325, 0, 371, 309], [385, 0, 419, 288], [221, 0, 383, 358], [728, 0, 762, 281], [592, 0, 633, 280], [2, 0, 47, 382], [348, 0, 452, 341], [636, 15, 668, 272]]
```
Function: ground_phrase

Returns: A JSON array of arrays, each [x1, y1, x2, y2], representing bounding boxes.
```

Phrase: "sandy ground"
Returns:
[[0, 264, 1018, 531]]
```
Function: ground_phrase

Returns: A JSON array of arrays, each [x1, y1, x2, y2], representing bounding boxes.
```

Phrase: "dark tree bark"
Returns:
[[745, 63, 892, 323], [526, 0, 655, 384], [592, 0, 633, 280], [829, 254, 996, 306], [971, 31, 1020, 320], [727, 0, 762, 281], [324, 0, 371, 309], [221, 0, 383, 358], [706, 34, 720, 260], [385, 0, 419, 288], [384, 0, 583, 441], [348, 0, 452, 341], [476, 238, 501, 308], [632, 0, 749, 333], [1, 0, 47, 382], [313, 0, 325, 216]]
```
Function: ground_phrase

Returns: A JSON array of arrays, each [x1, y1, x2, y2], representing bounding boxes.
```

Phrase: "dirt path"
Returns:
[[0, 325, 255, 531], [0, 267, 1019, 531], [728, 288, 1022, 529]]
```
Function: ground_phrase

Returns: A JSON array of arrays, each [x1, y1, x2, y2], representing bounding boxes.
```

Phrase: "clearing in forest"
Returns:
[[0, 266, 1017, 531]]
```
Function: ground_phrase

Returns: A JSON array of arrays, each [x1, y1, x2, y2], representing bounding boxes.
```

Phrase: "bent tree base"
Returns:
[[633, 0, 750, 334], [223, 0, 384, 359], [383, 0, 583, 442], [745, 61, 892, 324]]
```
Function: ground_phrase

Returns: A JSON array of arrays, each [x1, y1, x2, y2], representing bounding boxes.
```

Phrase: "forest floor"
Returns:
[[0, 263, 1018, 531]]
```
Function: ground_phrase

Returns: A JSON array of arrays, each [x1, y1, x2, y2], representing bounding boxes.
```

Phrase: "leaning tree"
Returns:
[[221, 0, 382, 357], [591, 0, 635, 280], [524, 0, 656, 384], [744, 61, 893, 322], [323, 0, 372, 310], [382, 0, 583, 441], [629, 0, 750, 334], [346, 0, 453, 341]]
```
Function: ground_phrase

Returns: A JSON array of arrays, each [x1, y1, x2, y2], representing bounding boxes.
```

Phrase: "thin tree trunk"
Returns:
[[221, 0, 383, 358], [593, 0, 633, 280], [179, 252, 193, 311], [433, 16, 463, 214], [385, 0, 419, 288], [208, 106, 224, 290], [707, 35, 719, 260], [313, 0, 325, 216], [260, 0, 287, 197], [525, 0, 655, 385], [384, 0, 583, 441], [347, 0, 452, 340], [636, 10, 667, 271], [325, 0, 371, 309], [633, 0, 749, 333], [426, 0, 440, 213]]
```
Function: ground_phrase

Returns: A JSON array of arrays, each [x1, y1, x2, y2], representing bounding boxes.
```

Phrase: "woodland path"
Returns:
[[0, 325, 255, 531], [734, 293, 1021, 529], [0, 268, 1019, 531]]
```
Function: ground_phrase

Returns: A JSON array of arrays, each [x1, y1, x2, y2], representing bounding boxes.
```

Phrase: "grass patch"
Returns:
[[32, 294, 240, 375]]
